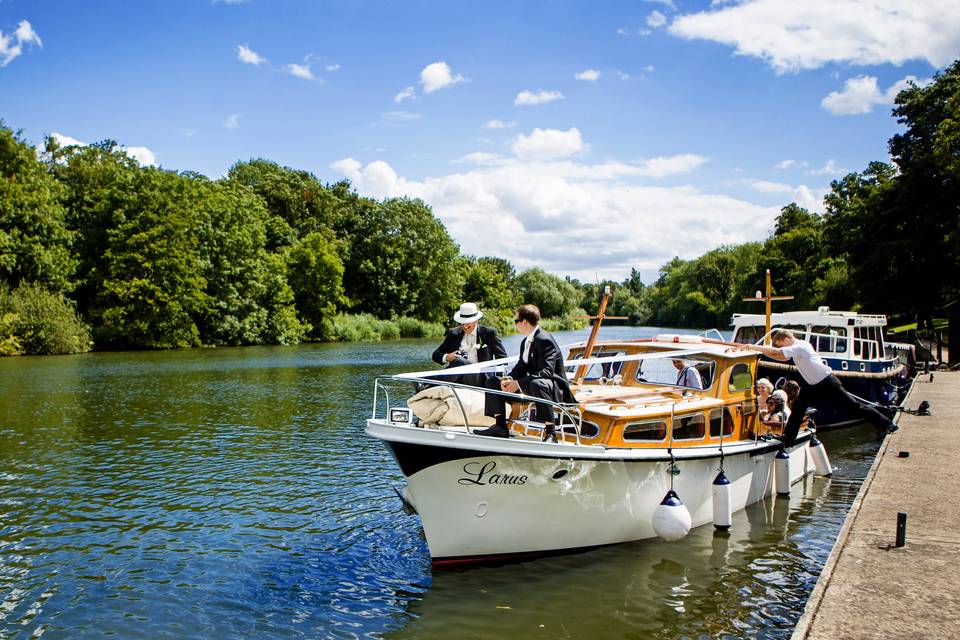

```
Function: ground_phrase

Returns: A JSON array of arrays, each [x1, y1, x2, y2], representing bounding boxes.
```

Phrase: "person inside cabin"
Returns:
[[761, 389, 790, 434], [755, 378, 774, 415], [477, 304, 575, 442], [672, 358, 703, 389], [431, 302, 507, 388], [742, 329, 898, 447]]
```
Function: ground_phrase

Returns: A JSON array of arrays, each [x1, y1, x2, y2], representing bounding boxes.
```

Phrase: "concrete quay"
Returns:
[[793, 371, 960, 639]]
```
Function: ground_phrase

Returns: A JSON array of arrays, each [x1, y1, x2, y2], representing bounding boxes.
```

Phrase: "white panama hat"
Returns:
[[453, 302, 483, 323]]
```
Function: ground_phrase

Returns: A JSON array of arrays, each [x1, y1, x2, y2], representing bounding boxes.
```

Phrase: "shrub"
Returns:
[[396, 316, 445, 339], [0, 284, 92, 355]]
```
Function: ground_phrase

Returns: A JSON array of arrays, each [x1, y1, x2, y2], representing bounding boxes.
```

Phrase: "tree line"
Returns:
[[2, 61, 958, 355]]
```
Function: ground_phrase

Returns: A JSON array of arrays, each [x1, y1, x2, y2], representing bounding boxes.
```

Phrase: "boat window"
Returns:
[[673, 413, 706, 440], [623, 420, 667, 441], [728, 363, 752, 392], [558, 414, 601, 439], [636, 355, 715, 390], [811, 325, 847, 354], [854, 327, 866, 357], [709, 407, 735, 437], [566, 350, 627, 381], [733, 325, 763, 345]]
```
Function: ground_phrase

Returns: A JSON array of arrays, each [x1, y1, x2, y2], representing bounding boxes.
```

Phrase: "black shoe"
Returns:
[[476, 423, 510, 438], [541, 424, 558, 443], [879, 423, 898, 436]]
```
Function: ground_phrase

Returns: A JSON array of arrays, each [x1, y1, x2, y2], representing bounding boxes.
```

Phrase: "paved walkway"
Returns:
[[793, 371, 960, 639]]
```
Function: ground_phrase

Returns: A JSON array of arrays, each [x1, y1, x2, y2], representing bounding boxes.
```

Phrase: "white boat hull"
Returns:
[[367, 421, 813, 564]]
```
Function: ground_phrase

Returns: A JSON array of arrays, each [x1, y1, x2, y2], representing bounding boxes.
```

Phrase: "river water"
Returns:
[[0, 327, 882, 639]]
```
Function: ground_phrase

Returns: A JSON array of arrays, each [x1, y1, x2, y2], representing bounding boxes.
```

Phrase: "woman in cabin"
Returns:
[[755, 378, 774, 416]]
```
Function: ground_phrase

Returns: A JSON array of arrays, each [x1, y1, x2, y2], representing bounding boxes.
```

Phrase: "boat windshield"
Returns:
[[635, 355, 715, 390], [566, 350, 627, 380]]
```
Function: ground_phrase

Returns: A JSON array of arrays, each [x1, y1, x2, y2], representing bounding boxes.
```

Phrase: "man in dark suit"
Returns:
[[478, 304, 575, 442], [431, 302, 507, 387]]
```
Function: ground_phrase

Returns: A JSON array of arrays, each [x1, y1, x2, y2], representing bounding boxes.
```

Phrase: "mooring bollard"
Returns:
[[896, 512, 907, 547]]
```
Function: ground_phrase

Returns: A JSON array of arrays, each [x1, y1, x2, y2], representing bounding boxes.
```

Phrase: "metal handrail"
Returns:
[[372, 375, 584, 444]]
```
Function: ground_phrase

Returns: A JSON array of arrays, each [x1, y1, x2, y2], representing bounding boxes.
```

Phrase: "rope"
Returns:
[[758, 359, 905, 380]]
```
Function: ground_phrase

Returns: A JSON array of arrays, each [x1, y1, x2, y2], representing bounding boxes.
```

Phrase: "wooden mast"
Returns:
[[742, 269, 793, 345], [573, 286, 627, 384]]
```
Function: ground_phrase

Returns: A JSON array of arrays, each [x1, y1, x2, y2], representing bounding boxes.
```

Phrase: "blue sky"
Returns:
[[2, 0, 957, 282]]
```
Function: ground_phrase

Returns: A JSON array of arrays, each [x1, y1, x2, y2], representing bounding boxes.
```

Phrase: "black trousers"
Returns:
[[782, 374, 894, 444], [484, 377, 559, 424]]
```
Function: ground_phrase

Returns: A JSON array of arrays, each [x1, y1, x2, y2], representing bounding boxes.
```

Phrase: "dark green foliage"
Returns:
[[340, 197, 463, 323], [286, 230, 345, 340], [461, 256, 518, 312], [0, 126, 74, 293], [0, 283, 91, 355], [514, 267, 581, 318]]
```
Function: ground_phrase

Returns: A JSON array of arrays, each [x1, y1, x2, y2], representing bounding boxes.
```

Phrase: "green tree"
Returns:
[[287, 230, 345, 340], [0, 125, 74, 293], [95, 168, 209, 348], [461, 256, 518, 312], [194, 178, 307, 345], [514, 267, 581, 318], [341, 197, 462, 322]]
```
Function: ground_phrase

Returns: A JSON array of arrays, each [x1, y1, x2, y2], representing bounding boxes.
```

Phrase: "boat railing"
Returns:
[[757, 327, 884, 360], [372, 375, 586, 445]]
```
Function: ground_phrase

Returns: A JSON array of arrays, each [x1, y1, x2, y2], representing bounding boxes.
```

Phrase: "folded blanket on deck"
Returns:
[[406, 385, 495, 427]]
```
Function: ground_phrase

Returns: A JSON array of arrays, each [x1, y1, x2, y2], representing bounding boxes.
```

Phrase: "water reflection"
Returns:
[[0, 333, 879, 639]]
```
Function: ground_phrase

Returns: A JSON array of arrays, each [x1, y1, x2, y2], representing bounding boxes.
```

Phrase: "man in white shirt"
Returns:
[[672, 359, 703, 389], [746, 329, 897, 446], [431, 302, 506, 387]]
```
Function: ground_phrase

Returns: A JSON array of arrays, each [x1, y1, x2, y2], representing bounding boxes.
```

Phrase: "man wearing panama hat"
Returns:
[[431, 302, 507, 387]]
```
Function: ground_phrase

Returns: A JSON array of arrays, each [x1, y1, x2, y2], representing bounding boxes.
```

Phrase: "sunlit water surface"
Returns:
[[0, 327, 882, 639]]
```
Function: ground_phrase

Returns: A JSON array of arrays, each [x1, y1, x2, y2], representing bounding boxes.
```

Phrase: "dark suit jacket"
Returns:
[[511, 328, 575, 404], [432, 324, 507, 366]]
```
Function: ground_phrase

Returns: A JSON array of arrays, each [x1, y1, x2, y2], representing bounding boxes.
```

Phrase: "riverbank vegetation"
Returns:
[[2, 62, 958, 356]]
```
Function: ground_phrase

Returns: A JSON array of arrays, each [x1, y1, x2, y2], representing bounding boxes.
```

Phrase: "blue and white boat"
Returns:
[[730, 307, 914, 429]]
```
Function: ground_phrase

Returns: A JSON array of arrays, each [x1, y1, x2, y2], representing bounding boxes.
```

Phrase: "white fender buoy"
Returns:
[[712, 469, 732, 530], [653, 489, 692, 541], [775, 449, 791, 496], [808, 435, 833, 477]]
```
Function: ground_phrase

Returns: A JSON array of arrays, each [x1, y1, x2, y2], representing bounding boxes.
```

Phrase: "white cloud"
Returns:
[[381, 111, 422, 122], [511, 128, 585, 160], [749, 180, 794, 194], [124, 146, 157, 166], [1, 19, 42, 67], [669, 0, 960, 73], [644, 64, 655, 73], [638, 153, 707, 177], [284, 63, 315, 81], [775, 159, 796, 170], [484, 119, 516, 130], [575, 69, 601, 82], [646, 0, 677, 9], [616, 27, 628, 36], [617, 71, 632, 80], [330, 155, 775, 281], [807, 159, 844, 176], [236, 44, 266, 65], [50, 132, 156, 166], [325, 63, 340, 72], [454, 151, 504, 166], [821, 74, 931, 115], [225, 113, 240, 129], [420, 61, 465, 93], [514, 89, 565, 106], [647, 11, 667, 28], [394, 86, 416, 102]]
